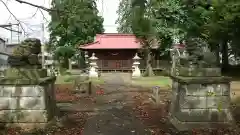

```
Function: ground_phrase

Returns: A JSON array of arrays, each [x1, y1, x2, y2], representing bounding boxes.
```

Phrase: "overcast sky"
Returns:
[[0, 0, 119, 43]]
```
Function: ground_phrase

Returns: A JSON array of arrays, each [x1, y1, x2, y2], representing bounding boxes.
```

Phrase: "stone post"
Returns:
[[41, 45, 45, 69], [84, 51, 89, 73], [132, 53, 141, 78], [150, 86, 160, 105], [89, 53, 98, 78], [169, 48, 175, 76], [68, 58, 72, 70]]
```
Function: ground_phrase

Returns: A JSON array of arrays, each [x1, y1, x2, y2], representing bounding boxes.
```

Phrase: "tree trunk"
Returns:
[[215, 44, 220, 66], [221, 40, 229, 72], [143, 48, 154, 76]]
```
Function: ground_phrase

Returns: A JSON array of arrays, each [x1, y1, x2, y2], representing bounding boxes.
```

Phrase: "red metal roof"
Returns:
[[79, 33, 141, 49]]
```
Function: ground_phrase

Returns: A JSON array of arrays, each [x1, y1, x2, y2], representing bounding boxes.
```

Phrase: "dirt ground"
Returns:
[[231, 81, 240, 97], [2, 83, 239, 135]]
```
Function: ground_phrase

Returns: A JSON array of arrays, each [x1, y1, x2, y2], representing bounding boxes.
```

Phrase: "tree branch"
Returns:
[[39, 9, 50, 23], [0, 0, 26, 35], [15, 0, 56, 12]]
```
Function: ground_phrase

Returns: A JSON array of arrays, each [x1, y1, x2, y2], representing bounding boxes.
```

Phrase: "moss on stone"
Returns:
[[175, 67, 221, 77], [3, 68, 47, 79], [8, 38, 41, 67], [170, 75, 231, 84]]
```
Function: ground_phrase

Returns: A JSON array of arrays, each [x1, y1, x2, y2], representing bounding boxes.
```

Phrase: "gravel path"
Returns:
[[82, 73, 151, 135]]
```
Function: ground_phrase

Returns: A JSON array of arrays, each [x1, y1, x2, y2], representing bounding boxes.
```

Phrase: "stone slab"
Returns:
[[170, 75, 231, 84], [179, 95, 230, 109], [0, 110, 18, 122], [3, 68, 47, 79], [174, 108, 233, 122], [0, 110, 48, 123], [0, 97, 18, 109], [17, 110, 48, 122], [0, 76, 56, 85], [19, 97, 45, 109], [176, 67, 221, 77], [169, 112, 234, 131]]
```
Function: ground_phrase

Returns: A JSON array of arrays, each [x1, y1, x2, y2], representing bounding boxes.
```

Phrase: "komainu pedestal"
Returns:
[[0, 76, 56, 129], [0, 38, 57, 131], [169, 37, 234, 131], [169, 75, 233, 131]]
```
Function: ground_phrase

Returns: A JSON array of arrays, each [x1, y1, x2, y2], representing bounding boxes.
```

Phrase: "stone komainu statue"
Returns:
[[170, 37, 219, 76], [184, 37, 217, 68], [7, 38, 41, 68]]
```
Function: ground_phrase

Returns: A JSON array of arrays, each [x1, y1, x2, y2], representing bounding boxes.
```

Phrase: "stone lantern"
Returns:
[[89, 53, 98, 78], [89, 53, 98, 68], [132, 53, 141, 78]]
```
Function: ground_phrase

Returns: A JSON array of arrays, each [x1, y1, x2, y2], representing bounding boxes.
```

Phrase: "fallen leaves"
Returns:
[[55, 85, 82, 102], [96, 89, 104, 95], [4, 112, 88, 135]]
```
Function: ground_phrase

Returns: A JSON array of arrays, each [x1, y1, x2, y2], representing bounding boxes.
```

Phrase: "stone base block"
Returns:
[[169, 113, 234, 131], [89, 72, 98, 78], [3, 117, 57, 132], [132, 70, 141, 78], [174, 67, 221, 77], [174, 109, 233, 122], [0, 76, 56, 131], [169, 75, 234, 131]]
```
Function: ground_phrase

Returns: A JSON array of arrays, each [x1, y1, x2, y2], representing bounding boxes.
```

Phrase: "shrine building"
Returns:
[[79, 33, 160, 72]]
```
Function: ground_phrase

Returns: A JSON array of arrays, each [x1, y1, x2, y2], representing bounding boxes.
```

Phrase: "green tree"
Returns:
[[49, 0, 104, 48], [183, 0, 240, 70], [116, 0, 133, 33], [130, 0, 156, 76], [149, 0, 187, 50], [53, 46, 75, 69], [118, 0, 240, 73], [117, 0, 187, 76]]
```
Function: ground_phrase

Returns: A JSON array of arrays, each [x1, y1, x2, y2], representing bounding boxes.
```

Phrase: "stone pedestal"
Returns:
[[0, 68, 56, 130], [169, 75, 234, 131], [89, 53, 99, 78], [132, 66, 141, 78], [132, 53, 141, 78], [89, 67, 98, 78]]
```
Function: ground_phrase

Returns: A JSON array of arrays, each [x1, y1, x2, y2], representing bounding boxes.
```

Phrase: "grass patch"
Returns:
[[131, 76, 171, 87], [55, 75, 75, 84], [89, 78, 105, 84]]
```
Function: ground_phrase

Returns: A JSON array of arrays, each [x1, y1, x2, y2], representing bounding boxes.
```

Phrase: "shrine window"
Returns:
[[103, 60, 108, 67], [122, 60, 128, 67]]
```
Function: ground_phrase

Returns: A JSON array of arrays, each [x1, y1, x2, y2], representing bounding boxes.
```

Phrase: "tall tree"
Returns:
[[117, 0, 186, 76], [49, 0, 104, 48], [149, 0, 187, 49], [183, 0, 240, 70], [48, 0, 104, 68], [117, 0, 240, 72], [116, 0, 133, 33], [130, 0, 157, 76]]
